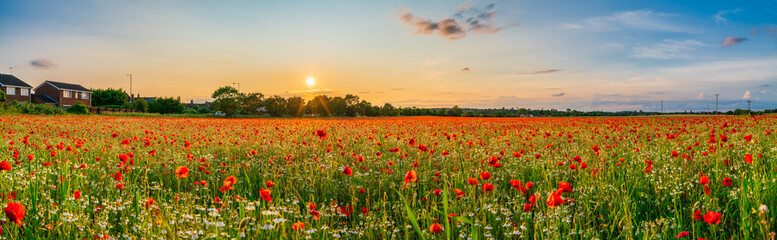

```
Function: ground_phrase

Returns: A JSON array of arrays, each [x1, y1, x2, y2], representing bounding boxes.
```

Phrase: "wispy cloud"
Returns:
[[30, 59, 57, 69], [697, 92, 704, 99], [712, 9, 741, 24], [398, 3, 502, 40], [462, 67, 470, 72], [284, 89, 335, 95], [516, 69, 562, 75], [743, 90, 751, 99], [552, 93, 565, 97], [561, 10, 694, 33], [632, 39, 704, 59], [722, 37, 746, 47]]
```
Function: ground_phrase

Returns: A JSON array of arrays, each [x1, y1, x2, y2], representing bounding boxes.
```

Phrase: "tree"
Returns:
[[449, 105, 463, 117], [0, 89, 5, 103], [241, 92, 265, 115], [91, 88, 129, 107], [211, 86, 242, 116], [380, 103, 396, 116], [286, 96, 305, 117], [329, 96, 346, 116], [344, 94, 361, 116], [307, 95, 332, 116], [263, 95, 287, 117], [148, 97, 184, 114], [131, 99, 149, 112]]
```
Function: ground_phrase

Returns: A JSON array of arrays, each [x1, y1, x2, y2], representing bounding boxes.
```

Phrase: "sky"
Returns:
[[1, 0, 776, 112]]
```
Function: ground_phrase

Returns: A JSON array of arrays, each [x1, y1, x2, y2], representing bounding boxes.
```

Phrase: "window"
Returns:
[[6, 87, 15, 95], [63, 90, 71, 98], [81, 92, 89, 99], [20, 88, 29, 96]]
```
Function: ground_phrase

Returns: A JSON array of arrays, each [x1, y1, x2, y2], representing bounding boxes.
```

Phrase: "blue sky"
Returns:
[[0, 0, 775, 111]]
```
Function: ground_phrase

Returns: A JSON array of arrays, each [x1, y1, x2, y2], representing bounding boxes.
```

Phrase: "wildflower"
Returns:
[[260, 188, 272, 202], [546, 191, 564, 209], [483, 183, 494, 193], [292, 222, 305, 230], [343, 166, 353, 176], [480, 171, 491, 180], [4, 202, 25, 226], [0, 161, 11, 171], [176, 166, 190, 178], [703, 211, 721, 224], [404, 170, 418, 183], [429, 223, 442, 234]]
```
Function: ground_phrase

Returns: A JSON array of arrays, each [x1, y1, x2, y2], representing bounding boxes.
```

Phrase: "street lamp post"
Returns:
[[232, 82, 240, 91], [127, 74, 133, 102]]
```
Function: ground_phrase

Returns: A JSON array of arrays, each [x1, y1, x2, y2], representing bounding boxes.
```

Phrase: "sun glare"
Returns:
[[306, 77, 315, 87]]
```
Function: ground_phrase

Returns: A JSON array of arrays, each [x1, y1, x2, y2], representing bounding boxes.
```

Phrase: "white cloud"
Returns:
[[697, 92, 704, 99], [761, 90, 768, 94], [743, 90, 751, 99], [712, 9, 741, 24], [632, 39, 705, 59], [561, 10, 694, 32]]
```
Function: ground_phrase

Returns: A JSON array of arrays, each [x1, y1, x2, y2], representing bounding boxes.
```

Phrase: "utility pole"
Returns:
[[714, 94, 719, 115], [126, 74, 133, 102], [747, 100, 751, 112], [8, 66, 13, 74], [232, 82, 240, 91], [660, 100, 663, 114]]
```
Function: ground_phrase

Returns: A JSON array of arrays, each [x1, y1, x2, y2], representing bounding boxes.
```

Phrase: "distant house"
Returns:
[[0, 74, 33, 103], [33, 81, 92, 107], [185, 100, 212, 110], [125, 93, 156, 102]]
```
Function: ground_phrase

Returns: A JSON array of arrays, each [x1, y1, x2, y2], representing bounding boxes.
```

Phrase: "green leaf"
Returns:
[[395, 188, 426, 240]]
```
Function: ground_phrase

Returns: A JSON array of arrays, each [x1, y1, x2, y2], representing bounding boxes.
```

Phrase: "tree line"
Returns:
[[85, 87, 776, 117]]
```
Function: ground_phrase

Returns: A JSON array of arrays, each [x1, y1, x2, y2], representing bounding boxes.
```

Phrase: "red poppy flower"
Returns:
[[266, 180, 275, 188], [0, 161, 11, 171], [744, 134, 752, 142], [546, 191, 564, 208], [528, 195, 538, 205], [339, 206, 353, 216], [433, 189, 442, 195], [145, 198, 155, 209], [314, 129, 327, 139], [722, 177, 732, 186], [675, 231, 689, 238], [467, 178, 479, 185], [693, 209, 703, 220], [454, 188, 465, 199], [176, 166, 189, 178], [404, 170, 418, 183], [342, 166, 353, 176], [429, 223, 442, 234], [4, 202, 25, 226], [482, 183, 494, 193], [292, 222, 305, 231], [116, 183, 124, 190], [480, 171, 491, 180], [260, 188, 272, 202], [523, 203, 532, 212], [744, 154, 753, 164], [74, 191, 82, 200], [525, 182, 534, 190], [703, 211, 721, 224], [558, 182, 573, 193], [699, 175, 709, 185]]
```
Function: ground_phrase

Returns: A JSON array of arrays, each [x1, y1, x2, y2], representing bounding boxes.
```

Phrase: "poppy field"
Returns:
[[0, 115, 776, 239]]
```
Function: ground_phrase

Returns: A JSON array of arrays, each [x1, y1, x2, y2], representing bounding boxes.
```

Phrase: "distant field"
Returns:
[[0, 115, 775, 239]]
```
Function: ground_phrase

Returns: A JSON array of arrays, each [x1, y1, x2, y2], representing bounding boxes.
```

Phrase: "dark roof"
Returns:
[[0, 74, 33, 88], [32, 94, 58, 104], [43, 81, 91, 92]]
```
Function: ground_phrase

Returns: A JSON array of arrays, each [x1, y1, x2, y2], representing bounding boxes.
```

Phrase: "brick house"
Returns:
[[32, 81, 92, 107], [0, 74, 33, 103]]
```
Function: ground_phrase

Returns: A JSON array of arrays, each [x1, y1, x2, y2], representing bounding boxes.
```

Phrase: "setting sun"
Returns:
[[306, 77, 315, 88]]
